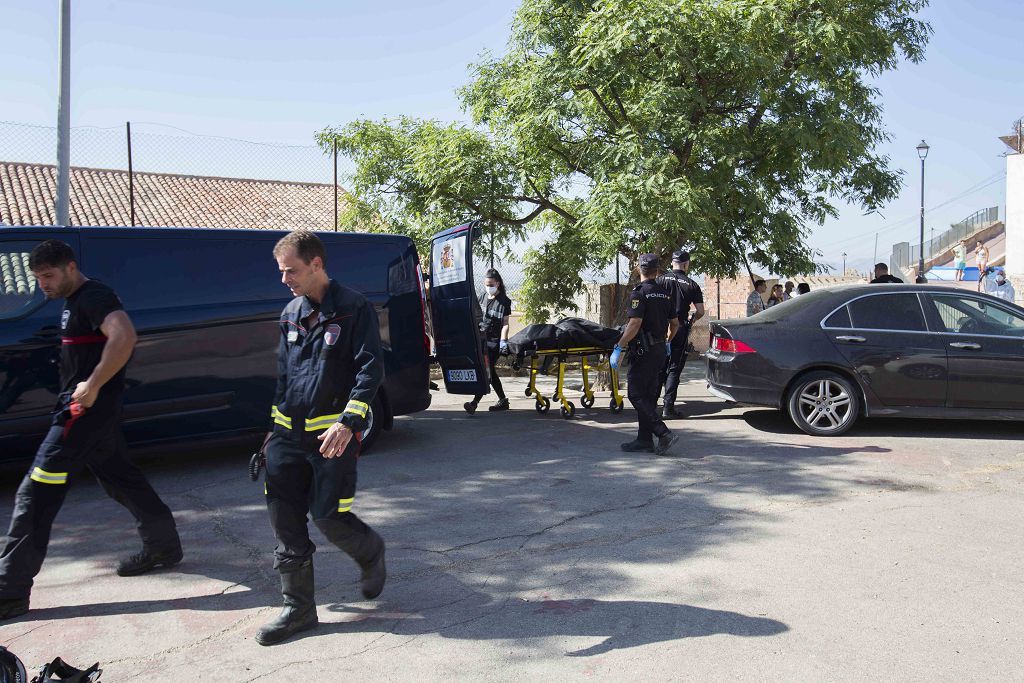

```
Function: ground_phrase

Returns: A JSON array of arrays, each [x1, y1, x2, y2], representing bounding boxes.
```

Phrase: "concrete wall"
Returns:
[[1006, 153, 1024, 277]]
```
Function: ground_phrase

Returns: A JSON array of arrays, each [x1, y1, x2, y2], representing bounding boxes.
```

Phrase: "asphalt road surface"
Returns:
[[0, 365, 1021, 681]]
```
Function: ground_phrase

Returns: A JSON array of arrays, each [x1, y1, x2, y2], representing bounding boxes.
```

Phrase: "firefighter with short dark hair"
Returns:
[[257, 230, 385, 646], [0, 240, 182, 621], [609, 254, 680, 456]]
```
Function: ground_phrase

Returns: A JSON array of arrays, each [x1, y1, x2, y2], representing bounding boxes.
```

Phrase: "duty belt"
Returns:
[[271, 401, 369, 432]]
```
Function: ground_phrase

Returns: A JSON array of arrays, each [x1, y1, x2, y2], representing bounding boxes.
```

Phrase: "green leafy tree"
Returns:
[[319, 0, 931, 321]]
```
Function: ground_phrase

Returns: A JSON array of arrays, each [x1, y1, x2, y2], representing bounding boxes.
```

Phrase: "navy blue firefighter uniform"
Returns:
[[0, 280, 181, 620], [259, 279, 385, 645]]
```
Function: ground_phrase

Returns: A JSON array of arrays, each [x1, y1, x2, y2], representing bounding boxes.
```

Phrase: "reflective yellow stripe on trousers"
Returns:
[[337, 497, 355, 513], [30, 467, 68, 485]]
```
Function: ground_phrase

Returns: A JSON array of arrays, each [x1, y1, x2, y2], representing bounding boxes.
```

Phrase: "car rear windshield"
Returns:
[[750, 289, 831, 321]]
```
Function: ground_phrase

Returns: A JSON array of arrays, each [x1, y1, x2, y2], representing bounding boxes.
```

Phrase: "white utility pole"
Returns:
[[55, 0, 71, 226]]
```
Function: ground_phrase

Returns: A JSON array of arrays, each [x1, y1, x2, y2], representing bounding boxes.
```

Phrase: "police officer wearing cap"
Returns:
[[609, 254, 680, 455], [658, 249, 705, 418], [258, 230, 386, 646]]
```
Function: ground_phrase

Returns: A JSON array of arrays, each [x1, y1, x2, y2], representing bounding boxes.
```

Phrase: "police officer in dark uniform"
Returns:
[[0, 240, 182, 621], [257, 230, 385, 646], [658, 249, 705, 418], [609, 254, 680, 456]]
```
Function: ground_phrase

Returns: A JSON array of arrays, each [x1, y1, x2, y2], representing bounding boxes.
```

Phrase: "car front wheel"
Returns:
[[787, 371, 860, 436]]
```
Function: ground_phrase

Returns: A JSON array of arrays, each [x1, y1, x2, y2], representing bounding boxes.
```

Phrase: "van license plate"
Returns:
[[448, 369, 478, 383]]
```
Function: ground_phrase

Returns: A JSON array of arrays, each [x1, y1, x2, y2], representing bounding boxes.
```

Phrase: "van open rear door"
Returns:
[[428, 221, 490, 396]]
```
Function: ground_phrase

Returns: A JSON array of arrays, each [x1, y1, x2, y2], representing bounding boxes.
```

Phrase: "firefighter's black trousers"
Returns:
[[264, 430, 381, 574], [627, 347, 671, 444], [0, 396, 179, 600]]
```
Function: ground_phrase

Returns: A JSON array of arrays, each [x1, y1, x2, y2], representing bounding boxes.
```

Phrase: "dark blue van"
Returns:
[[0, 226, 433, 459]]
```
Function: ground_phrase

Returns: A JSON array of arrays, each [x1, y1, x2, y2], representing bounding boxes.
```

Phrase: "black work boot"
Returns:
[[463, 401, 478, 415], [620, 439, 654, 453], [117, 544, 184, 577], [488, 398, 510, 412], [359, 530, 386, 600], [655, 433, 680, 456], [662, 405, 682, 419], [0, 596, 29, 621], [256, 561, 318, 646]]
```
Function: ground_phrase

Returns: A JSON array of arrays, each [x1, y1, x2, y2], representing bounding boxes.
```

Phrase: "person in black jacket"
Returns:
[[610, 254, 680, 456], [257, 230, 386, 646], [870, 263, 903, 284], [463, 268, 512, 414], [657, 249, 705, 418]]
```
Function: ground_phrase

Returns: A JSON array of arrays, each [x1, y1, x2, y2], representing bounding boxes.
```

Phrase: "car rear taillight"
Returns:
[[415, 262, 431, 356], [713, 336, 756, 354]]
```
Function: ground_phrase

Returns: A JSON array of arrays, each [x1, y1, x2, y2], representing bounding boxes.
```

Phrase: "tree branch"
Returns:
[[576, 84, 622, 130]]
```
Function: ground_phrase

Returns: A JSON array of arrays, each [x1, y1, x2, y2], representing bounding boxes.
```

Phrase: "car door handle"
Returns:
[[835, 335, 866, 343], [949, 342, 981, 350]]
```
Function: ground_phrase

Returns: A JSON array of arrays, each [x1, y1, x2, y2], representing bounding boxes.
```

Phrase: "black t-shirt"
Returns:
[[627, 280, 674, 339], [60, 280, 126, 399], [658, 269, 704, 321], [478, 292, 512, 340], [870, 274, 904, 284]]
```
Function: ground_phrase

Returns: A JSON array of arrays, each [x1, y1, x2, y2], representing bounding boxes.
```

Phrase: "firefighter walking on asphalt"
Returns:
[[609, 254, 680, 456], [658, 249, 705, 418], [0, 240, 182, 622], [257, 230, 386, 646]]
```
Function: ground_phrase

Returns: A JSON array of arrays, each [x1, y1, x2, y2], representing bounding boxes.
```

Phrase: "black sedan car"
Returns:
[[706, 284, 1024, 436]]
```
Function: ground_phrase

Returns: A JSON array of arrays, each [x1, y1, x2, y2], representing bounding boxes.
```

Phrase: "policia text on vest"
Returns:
[[256, 230, 388, 646]]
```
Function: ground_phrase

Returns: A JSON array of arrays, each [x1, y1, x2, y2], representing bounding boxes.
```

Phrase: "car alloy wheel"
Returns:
[[787, 371, 860, 436]]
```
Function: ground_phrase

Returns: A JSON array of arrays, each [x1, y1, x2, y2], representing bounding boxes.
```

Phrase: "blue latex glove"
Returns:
[[609, 346, 622, 369], [499, 340, 508, 353], [665, 341, 672, 358]]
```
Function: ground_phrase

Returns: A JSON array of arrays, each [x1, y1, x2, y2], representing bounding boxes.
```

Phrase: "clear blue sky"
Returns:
[[1, 0, 1021, 274]]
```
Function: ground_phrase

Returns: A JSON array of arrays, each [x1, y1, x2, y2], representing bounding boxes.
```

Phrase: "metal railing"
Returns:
[[891, 206, 999, 275]]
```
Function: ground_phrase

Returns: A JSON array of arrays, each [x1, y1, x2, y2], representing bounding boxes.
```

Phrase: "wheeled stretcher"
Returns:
[[518, 347, 625, 419], [507, 317, 626, 419]]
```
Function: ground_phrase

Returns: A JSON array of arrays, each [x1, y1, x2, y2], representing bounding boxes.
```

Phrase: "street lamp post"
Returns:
[[842, 252, 847, 275], [916, 140, 930, 280]]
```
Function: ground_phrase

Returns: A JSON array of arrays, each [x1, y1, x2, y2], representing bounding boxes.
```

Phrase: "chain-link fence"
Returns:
[[0, 120, 353, 231]]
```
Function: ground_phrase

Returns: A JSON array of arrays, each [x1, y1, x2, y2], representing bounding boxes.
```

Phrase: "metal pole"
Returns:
[[918, 156, 926, 279], [873, 233, 878, 268], [332, 138, 338, 232], [842, 252, 847, 275], [55, 0, 71, 226], [716, 278, 721, 319], [126, 121, 135, 226]]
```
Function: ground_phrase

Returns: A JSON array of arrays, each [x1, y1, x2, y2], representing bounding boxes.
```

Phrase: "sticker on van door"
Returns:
[[432, 237, 467, 287], [447, 369, 478, 383]]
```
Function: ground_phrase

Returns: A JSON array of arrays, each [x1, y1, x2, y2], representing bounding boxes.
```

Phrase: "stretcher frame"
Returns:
[[522, 346, 625, 419]]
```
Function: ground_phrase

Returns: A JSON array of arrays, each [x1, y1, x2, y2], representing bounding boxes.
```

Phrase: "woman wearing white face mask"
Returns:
[[464, 268, 512, 414]]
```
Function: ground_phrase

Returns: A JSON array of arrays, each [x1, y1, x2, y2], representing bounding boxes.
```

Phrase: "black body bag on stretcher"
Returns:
[[507, 317, 621, 372]]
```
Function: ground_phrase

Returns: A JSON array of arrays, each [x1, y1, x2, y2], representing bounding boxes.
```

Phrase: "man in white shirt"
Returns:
[[746, 280, 767, 316]]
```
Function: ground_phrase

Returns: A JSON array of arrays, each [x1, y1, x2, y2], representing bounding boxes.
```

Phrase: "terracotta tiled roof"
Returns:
[[0, 160, 351, 230]]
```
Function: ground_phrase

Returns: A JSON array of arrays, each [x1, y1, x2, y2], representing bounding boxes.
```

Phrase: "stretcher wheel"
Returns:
[[609, 398, 623, 414], [581, 395, 594, 409], [535, 398, 550, 414], [560, 402, 576, 419], [525, 388, 533, 397], [551, 391, 559, 401]]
